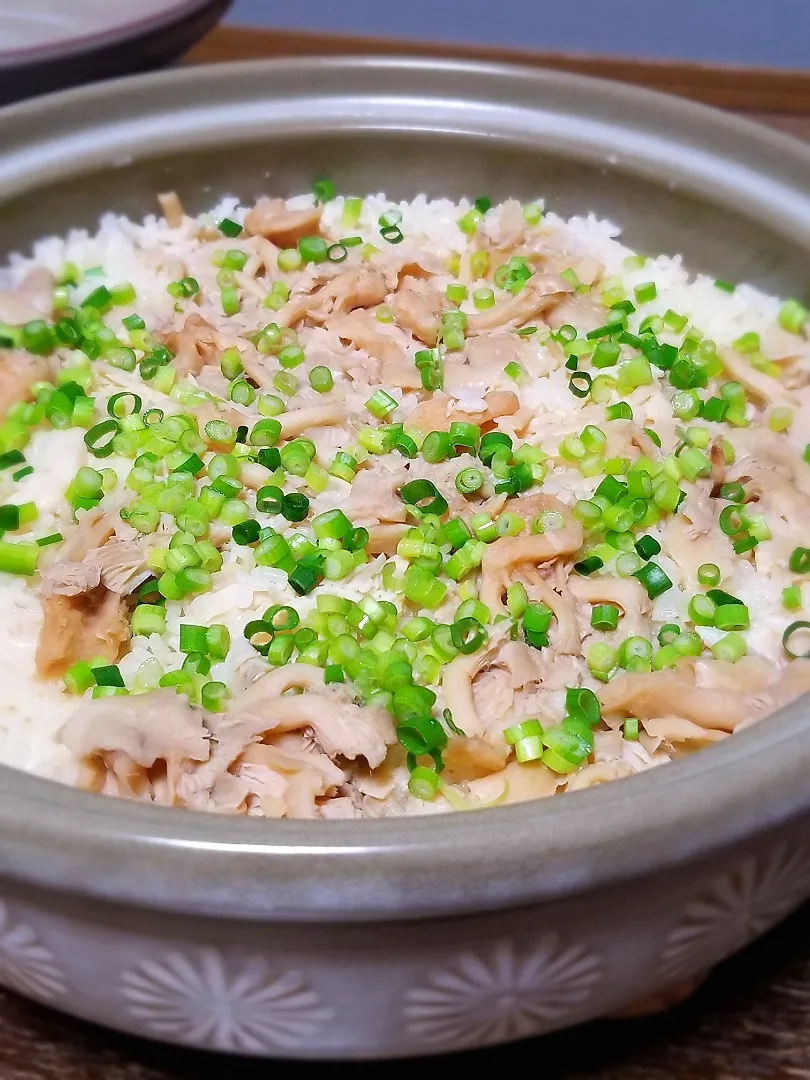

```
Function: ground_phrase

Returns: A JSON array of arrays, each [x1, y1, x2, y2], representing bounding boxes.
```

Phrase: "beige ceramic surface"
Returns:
[[1, 57, 810, 1058]]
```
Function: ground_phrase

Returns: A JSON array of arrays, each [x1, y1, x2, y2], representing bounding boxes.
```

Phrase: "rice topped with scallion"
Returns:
[[0, 184, 809, 818]]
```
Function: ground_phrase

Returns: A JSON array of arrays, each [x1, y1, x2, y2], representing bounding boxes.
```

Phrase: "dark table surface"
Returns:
[[4, 23, 810, 1079]]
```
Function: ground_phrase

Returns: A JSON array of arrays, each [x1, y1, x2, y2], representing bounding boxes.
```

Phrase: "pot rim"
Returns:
[[2, 55, 810, 923]]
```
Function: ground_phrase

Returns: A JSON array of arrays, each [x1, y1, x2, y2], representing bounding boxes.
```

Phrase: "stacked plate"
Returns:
[[0, 0, 230, 104]]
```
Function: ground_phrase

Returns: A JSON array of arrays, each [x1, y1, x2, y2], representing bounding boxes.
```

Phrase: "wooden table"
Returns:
[[6, 24, 810, 1080]]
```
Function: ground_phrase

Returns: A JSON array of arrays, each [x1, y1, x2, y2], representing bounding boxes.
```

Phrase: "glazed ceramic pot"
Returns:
[[1, 58, 810, 1058]]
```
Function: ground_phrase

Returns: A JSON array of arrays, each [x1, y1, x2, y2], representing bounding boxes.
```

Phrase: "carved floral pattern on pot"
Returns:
[[403, 936, 601, 1048], [0, 900, 67, 1002], [661, 844, 810, 981], [121, 947, 333, 1052]]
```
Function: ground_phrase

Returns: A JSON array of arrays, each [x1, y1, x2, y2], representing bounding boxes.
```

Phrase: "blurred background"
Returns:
[[229, 0, 809, 68]]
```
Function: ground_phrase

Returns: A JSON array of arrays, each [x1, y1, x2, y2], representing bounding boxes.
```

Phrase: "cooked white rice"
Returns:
[[0, 188, 808, 818]]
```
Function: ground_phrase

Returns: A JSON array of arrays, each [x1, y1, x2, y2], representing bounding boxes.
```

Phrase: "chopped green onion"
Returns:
[[719, 504, 746, 535], [92, 664, 124, 688], [591, 603, 620, 631], [504, 361, 527, 383], [587, 642, 618, 677], [281, 492, 310, 523], [81, 285, 113, 312], [64, 661, 95, 695], [298, 235, 328, 263], [779, 298, 807, 334], [789, 547, 810, 574], [309, 366, 334, 394], [218, 217, 242, 238], [407, 765, 440, 800], [0, 451, 25, 471], [713, 603, 750, 631], [450, 617, 488, 654], [783, 585, 803, 611], [568, 372, 592, 398], [633, 561, 672, 599], [574, 556, 603, 576], [688, 593, 716, 626], [365, 390, 398, 419], [341, 198, 362, 228], [84, 419, 119, 458], [399, 479, 448, 517], [402, 564, 447, 610], [706, 587, 743, 607], [277, 248, 303, 272], [166, 277, 199, 300], [312, 508, 352, 541], [455, 468, 483, 495], [633, 281, 657, 304], [422, 431, 451, 464], [0, 540, 38, 575], [712, 632, 747, 663]]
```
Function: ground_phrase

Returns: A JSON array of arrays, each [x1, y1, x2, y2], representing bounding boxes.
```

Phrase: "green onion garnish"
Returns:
[[263, 605, 300, 632], [36, 532, 63, 548], [623, 718, 640, 741], [779, 298, 807, 334], [450, 617, 487, 654], [399, 479, 448, 518], [288, 553, 325, 595], [84, 419, 119, 458], [635, 535, 661, 561], [107, 392, 142, 418], [365, 390, 398, 419], [0, 451, 25, 471], [281, 493, 310, 523], [713, 603, 750, 631], [313, 177, 336, 203], [455, 468, 483, 495], [783, 620, 810, 659], [91, 664, 125, 688], [244, 620, 273, 655], [167, 277, 199, 300], [81, 286, 112, 312], [0, 540, 38, 576], [591, 603, 620, 631], [706, 588, 743, 607], [218, 217, 242, 238], [634, 561, 673, 599], [574, 556, 603, 576], [568, 372, 592, 398], [697, 562, 721, 587], [298, 236, 328, 264], [789, 547, 810, 574], [232, 520, 261, 545]]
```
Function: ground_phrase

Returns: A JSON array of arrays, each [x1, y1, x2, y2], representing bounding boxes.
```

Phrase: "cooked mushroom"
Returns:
[[466, 275, 572, 333], [243, 198, 322, 246], [479, 497, 583, 611], [0, 349, 50, 418]]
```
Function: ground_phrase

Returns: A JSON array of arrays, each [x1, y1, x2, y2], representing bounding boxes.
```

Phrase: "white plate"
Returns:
[[0, 0, 228, 102]]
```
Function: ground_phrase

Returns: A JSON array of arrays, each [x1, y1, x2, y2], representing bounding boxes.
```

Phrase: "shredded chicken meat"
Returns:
[[0, 189, 805, 820]]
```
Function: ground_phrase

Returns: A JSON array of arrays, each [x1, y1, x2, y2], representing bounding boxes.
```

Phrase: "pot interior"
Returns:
[[1, 122, 808, 300]]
